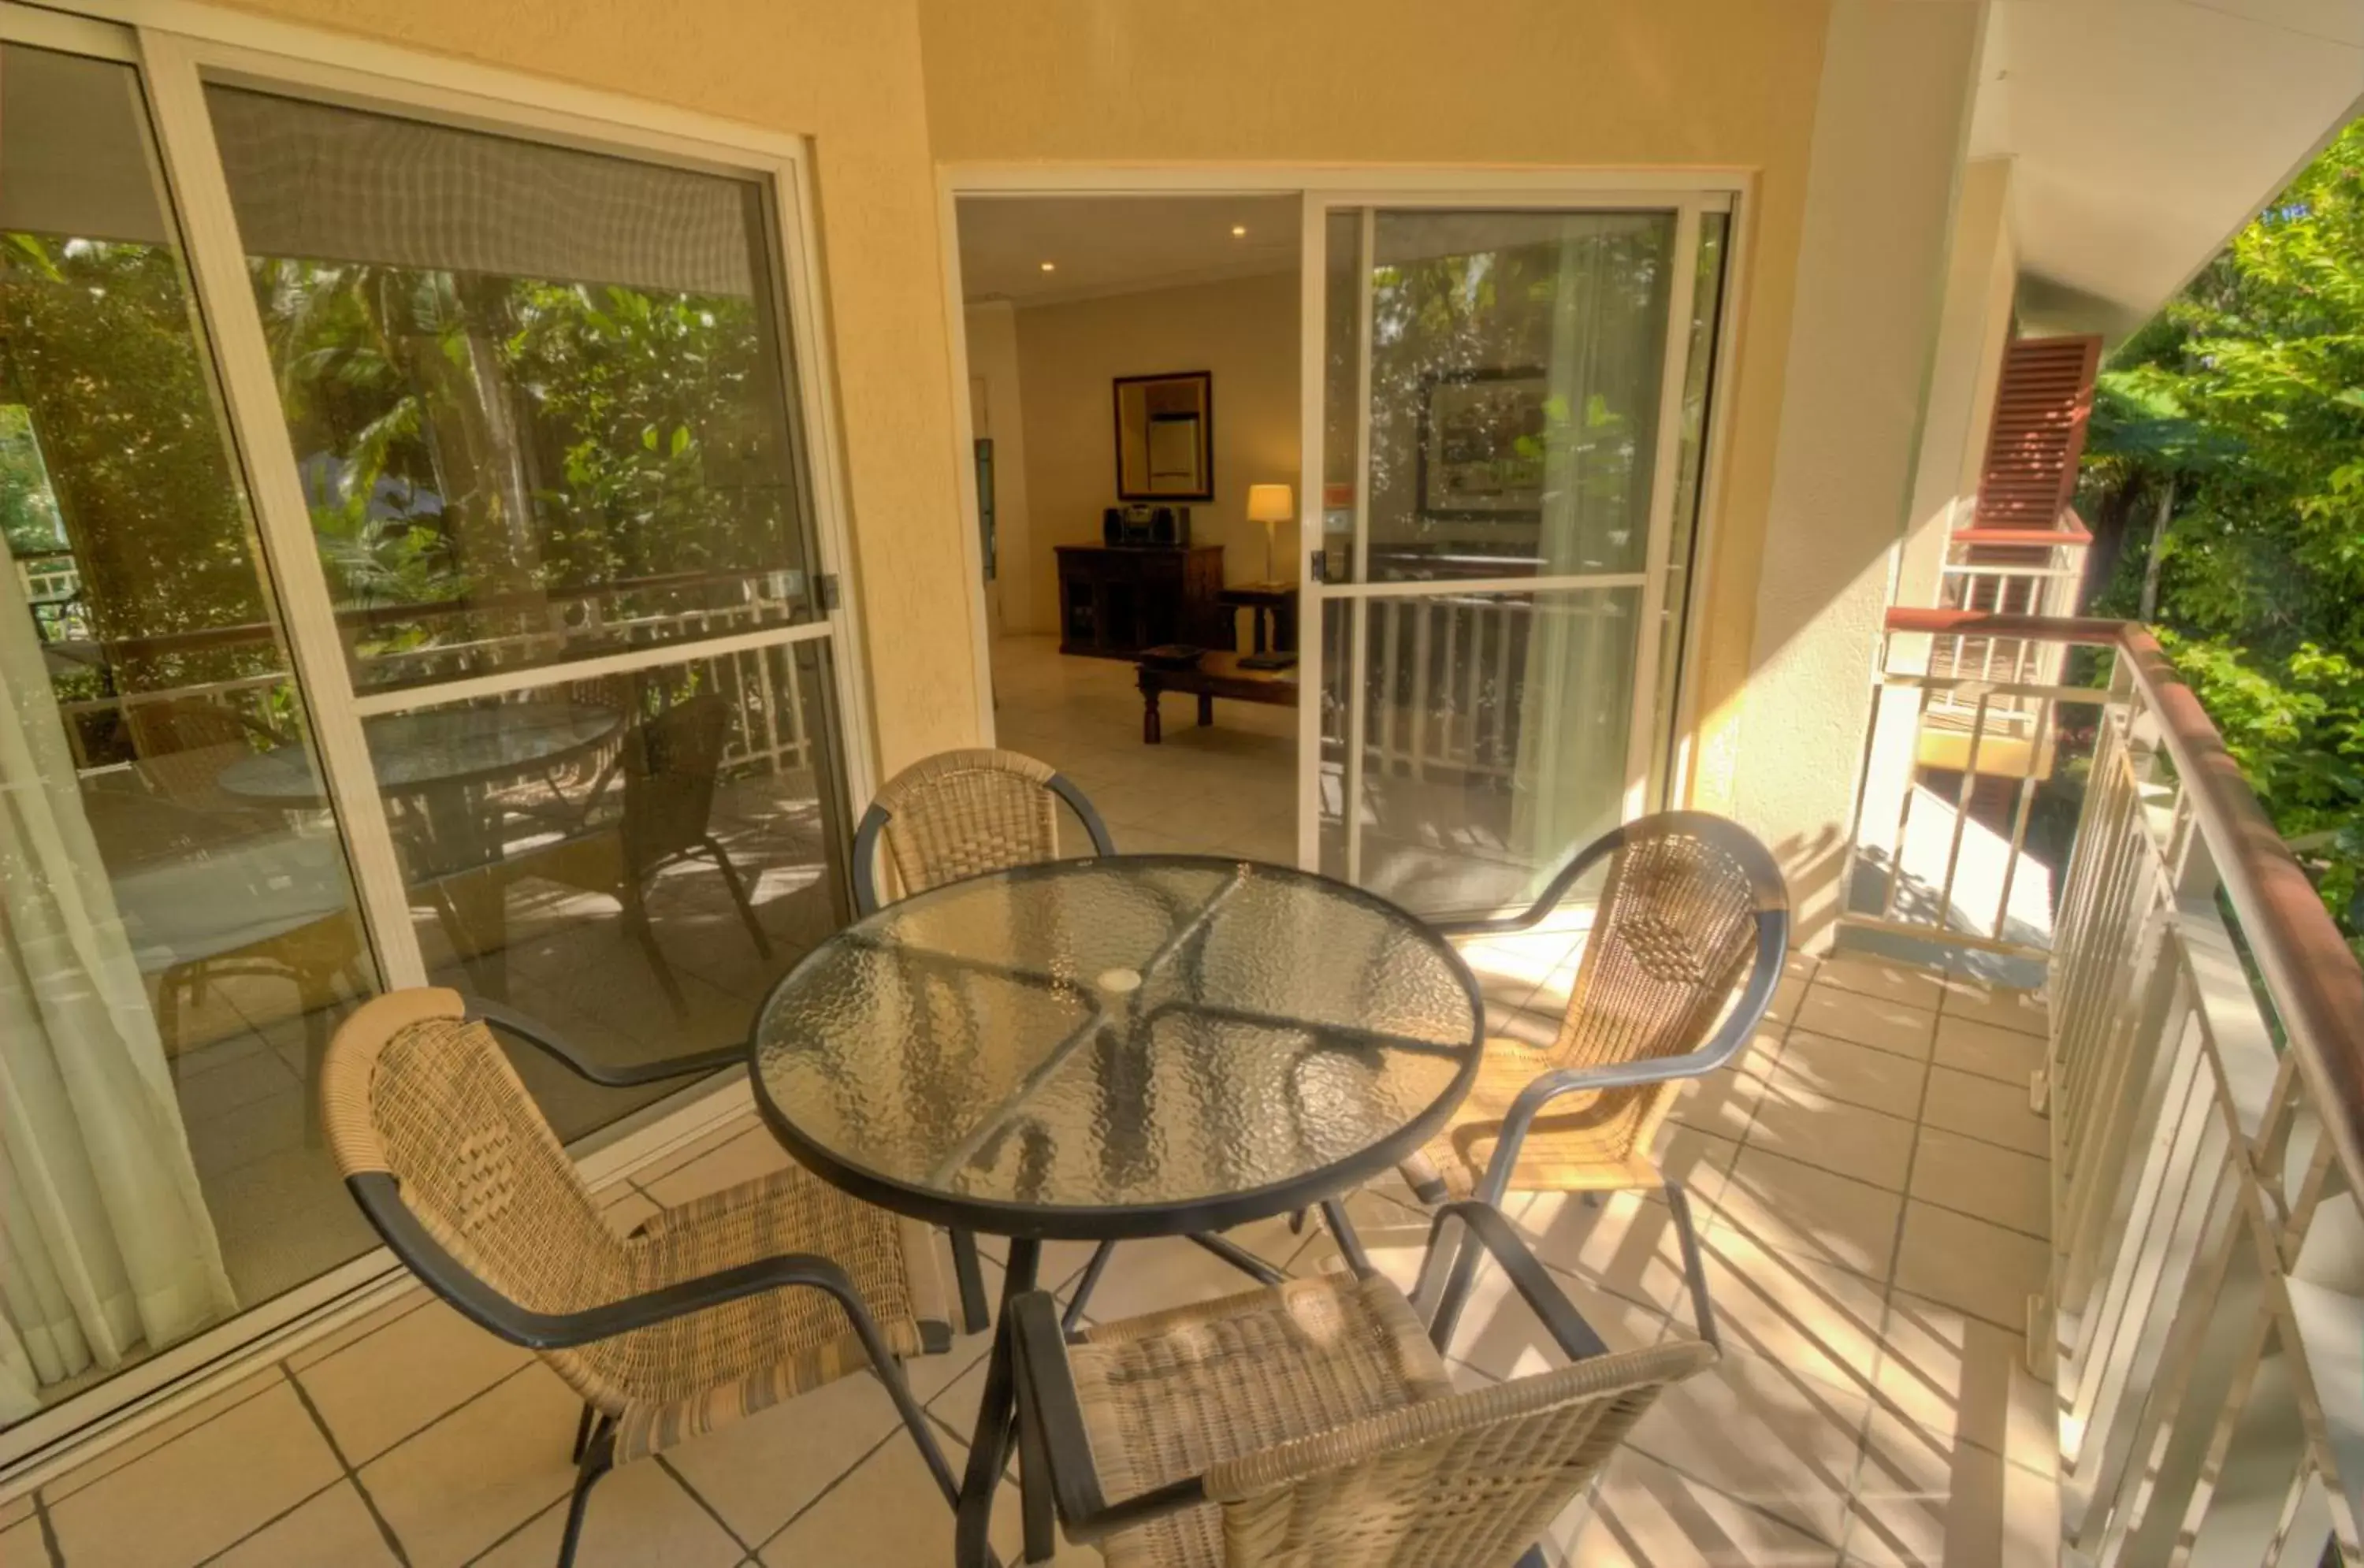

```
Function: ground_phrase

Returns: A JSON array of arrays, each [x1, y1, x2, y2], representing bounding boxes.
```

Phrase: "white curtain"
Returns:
[[0, 547, 235, 1424], [1510, 217, 1667, 885]]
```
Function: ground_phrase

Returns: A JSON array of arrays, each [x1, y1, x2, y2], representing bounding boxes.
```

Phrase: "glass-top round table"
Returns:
[[749, 854, 1484, 1240], [748, 853, 1483, 1568]]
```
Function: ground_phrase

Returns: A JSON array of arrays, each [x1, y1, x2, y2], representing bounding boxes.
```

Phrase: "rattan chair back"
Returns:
[[853, 747, 1112, 912], [1541, 817, 1768, 1169], [617, 693, 731, 875], [321, 989, 641, 1401], [1202, 1339, 1714, 1566]]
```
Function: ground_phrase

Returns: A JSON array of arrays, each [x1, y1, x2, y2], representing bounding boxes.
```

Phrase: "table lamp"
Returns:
[[1245, 483, 1294, 584]]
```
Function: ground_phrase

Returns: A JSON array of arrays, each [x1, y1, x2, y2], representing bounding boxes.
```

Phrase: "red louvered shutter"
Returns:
[[1971, 333, 2102, 532]]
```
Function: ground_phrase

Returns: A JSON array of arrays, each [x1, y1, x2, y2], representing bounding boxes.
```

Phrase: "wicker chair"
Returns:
[[851, 747, 1117, 1330], [1403, 811, 1789, 1347], [1007, 1199, 1720, 1566], [322, 988, 960, 1568], [851, 746, 1115, 913]]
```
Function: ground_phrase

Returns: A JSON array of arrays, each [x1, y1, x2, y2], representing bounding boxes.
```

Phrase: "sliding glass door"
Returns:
[[0, 7, 867, 1442], [1301, 198, 1730, 918]]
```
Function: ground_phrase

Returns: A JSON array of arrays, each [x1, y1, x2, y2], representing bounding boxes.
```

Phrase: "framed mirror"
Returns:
[[1113, 370, 1214, 500]]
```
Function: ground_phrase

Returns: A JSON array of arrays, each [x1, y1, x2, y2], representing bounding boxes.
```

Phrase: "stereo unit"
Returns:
[[1102, 503, 1191, 548]]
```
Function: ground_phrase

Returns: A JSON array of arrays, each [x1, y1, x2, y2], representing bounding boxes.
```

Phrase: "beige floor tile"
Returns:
[[46, 1380, 343, 1568], [987, 1472, 1101, 1566], [635, 1126, 794, 1209], [663, 1366, 905, 1544], [1814, 955, 1947, 1013], [615, 1116, 754, 1192], [599, 1185, 663, 1237], [1439, 1250, 1670, 1385], [1909, 1128, 2048, 1238], [1841, 1410, 2057, 1566], [757, 1432, 965, 1565], [1559, 1447, 1845, 1566], [359, 1365, 579, 1568], [0, 1494, 29, 1533], [1931, 1015, 2044, 1088], [1050, 1214, 1303, 1325], [1771, 1031, 1930, 1121], [0, 1518, 41, 1568], [1795, 989, 1936, 1061], [1623, 1345, 1869, 1546], [1891, 1204, 2049, 1332], [284, 1287, 427, 1373], [1938, 979, 2048, 1039], [1920, 1068, 2048, 1158], [1746, 1097, 1916, 1193], [1667, 1027, 1779, 1143], [1875, 1291, 2057, 1470], [38, 1369, 284, 1504], [1713, 1147, 1905, 1282], [298, 1298, 533, 1463], [474, 1456, 744, 1568], [210, 1481, 399, 1568], [1763, 974, 1809, 1028], [1685, 1225, 1889, 1400], [1514, 1188, 1708, 1321]]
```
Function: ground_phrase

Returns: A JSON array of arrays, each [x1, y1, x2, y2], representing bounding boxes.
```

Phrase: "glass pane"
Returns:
[[0, 43, 381, 1418], [1346, 210, 1675, 583], [1646, 210, 1731, 808], [1318, 588, 1641, 918], [366, 642, 849, 1140], [206, 87, 820, 696]]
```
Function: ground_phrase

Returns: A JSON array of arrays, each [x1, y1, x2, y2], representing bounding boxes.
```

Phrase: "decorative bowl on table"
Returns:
[[1137, 645, 1205, 671]]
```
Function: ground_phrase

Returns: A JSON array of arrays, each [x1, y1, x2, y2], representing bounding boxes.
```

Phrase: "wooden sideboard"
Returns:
[[1054, 544, 1225, 660]]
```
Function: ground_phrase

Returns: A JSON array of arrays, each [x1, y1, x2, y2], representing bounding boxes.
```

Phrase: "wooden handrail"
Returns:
[[1886, 605, 2364, 1193]]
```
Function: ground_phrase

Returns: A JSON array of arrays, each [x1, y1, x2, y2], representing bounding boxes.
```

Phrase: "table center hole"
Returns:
[[1097, 967, 1143, 994]]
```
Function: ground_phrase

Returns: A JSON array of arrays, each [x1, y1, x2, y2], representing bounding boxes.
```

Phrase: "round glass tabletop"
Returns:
[[216, 700, 622, 801], [749, 855, 1484, 1240]]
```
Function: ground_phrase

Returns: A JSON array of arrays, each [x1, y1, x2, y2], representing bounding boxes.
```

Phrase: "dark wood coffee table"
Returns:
[[1136, 652, 1299, 743]]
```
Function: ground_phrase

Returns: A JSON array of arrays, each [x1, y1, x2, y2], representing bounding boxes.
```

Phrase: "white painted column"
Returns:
[[1734, 0, 1990, 943]]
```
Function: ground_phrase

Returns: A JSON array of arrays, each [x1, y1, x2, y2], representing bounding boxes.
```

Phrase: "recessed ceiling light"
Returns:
[[1231, 225, 1247, 237], [1039, 261, 1057, 272]]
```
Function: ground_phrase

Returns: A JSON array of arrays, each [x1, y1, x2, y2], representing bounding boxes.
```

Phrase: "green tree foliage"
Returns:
[[2080, 118, 2364, 941]]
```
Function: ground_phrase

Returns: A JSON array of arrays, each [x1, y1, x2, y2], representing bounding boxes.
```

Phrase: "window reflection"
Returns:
[[209, 86, 820, 693]]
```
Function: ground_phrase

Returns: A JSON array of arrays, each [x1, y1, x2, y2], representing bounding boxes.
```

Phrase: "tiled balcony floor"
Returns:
[[2, 948, 2058, 1567]]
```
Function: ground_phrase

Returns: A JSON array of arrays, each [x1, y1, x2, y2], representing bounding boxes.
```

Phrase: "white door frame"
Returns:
[[1296, 188, 1731, 887], [936, 165, 1752, 782]]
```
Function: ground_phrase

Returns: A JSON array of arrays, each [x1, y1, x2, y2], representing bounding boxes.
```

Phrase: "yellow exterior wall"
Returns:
[[917, 0, 1834, 814], [211, 0, 981, 777]]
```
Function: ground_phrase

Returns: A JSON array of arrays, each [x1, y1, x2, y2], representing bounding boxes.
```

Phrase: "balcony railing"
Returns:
[[1848, 608, 2364, 1565]]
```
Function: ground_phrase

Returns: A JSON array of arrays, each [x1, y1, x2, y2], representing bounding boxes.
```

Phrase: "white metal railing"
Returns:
[[63, 598, 816, 783], [1853, 609, 2364, 1565]]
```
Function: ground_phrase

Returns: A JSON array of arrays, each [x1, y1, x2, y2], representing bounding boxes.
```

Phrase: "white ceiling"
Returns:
[[1976, 0, 2364, 340], [956, 195, 1301, 307]]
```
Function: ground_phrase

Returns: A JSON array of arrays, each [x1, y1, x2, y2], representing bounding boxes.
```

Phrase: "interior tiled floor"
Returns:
[[989, 634, 1296, 864], [4, 945, 2059, 1567]]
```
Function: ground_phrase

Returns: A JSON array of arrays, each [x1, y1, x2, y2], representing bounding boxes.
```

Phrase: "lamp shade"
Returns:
[[1246, 483, 1295, 523]]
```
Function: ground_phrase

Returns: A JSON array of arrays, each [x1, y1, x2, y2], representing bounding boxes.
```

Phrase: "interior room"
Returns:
[[956, 193, 1304, 865]]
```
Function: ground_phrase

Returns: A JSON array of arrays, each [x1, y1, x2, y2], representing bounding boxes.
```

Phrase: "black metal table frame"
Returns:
[[745, 855, 1486, 1568]]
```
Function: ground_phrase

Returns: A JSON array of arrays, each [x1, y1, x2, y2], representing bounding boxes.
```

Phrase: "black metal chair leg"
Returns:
[[950, 1228, 991, 1334], [556, 1418, 614, 1568], [619, 882, 688, 1016], [702, 835, 774, 958], [1515, 1546, 1549, 1568], [1061, 1239, 1117, 1332], [569, 1401, 595, 1462]]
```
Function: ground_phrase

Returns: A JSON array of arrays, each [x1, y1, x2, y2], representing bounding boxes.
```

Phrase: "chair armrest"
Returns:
[[348, 1171, 860, 1350], [466, 998, 746, 1087], [1009, 1291, 1209, 1544], [1418, 1202, 1611, 1361]]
